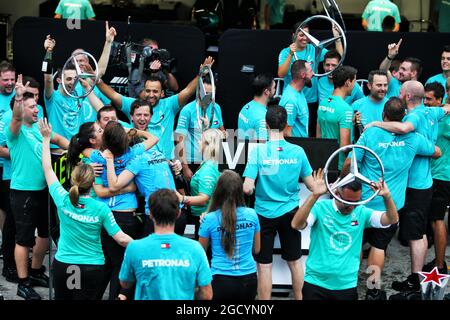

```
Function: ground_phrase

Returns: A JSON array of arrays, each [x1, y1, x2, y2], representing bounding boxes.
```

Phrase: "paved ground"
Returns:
[[1, 232, 449, 300]]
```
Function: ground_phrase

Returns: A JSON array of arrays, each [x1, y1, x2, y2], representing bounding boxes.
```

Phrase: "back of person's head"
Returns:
[[69, 163, 95, 207], [403, 80, 425, 103], [332, 65, 357, 88], [383, 97, 406, 122], [424, 82, 445, 101], [382, 15, 396, 32], [291, 59, 307, 80], [22, 76, 39, 89], [403, 57, 423, 79], [389, 59, 401, 73], [266, 105, 287, 131], [130, 99, 153, 116], [127, 128, 144, 147], [252, 74, 273, 97], [0, 61, 15, 74], [368, 70, 388, 84], [103, 121, 128, 157], [202, 128, 224, 162], [208, 170, 246, 258], [324, 49, 342, 62], [149, 189, 179, 226], [97, 105, 117, 122], [68, 122, 96, 169]]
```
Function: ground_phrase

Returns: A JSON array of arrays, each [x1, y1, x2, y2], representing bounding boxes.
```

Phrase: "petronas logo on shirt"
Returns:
[[161, 243, 170, 249]]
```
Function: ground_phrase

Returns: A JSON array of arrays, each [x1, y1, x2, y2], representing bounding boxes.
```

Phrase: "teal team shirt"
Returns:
[[317, 95, 353, 169], [352, 96, 388, 127], [125, 146, 176, 214], [0, 91, 15, 168], [119, 233, 212, 300], [49, 181, 120, 265], [278, 45, 328, 103], [5, 122, 54, 190], [386, 77, 401, 98], [266, 0, 286, 25], [431, 114, 450, 182], [175, 100, 224, 163], [279, 84, 309, 137], [305, 200, 385, 290], [351, 127, 435, 211], [362, 0, 401, 32], [243, 139, 313, 218], [426, 74, 448, 102], [198, 207, 260, 276], [237, 100, 268, 140], [55, 0, 96, 19], [90, 142, 146, 210], [318, 77, 364, 106], [122, 94, 180, 159], [404, 105, 445, 189], [189, 160, 220, 216]]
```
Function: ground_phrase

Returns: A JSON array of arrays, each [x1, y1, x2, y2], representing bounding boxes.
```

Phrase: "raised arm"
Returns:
[[10, 75, 29, 136], [80, 78, 104, 112], [136, 129, 159, 150], [373, 181, 399, 226], [39, 119, 58, 187], [98, 21, 117, 78], [278, 43, 297, 78], [379, 39, 402, 83], [43, 35, 56, 99], [96, 80, 123, 109]]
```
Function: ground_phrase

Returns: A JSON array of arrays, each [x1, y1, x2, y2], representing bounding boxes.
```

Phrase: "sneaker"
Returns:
[[29, 269, 49, 288], [389, 291, 422, 300], [392, 273, 420, 292], [17, 283, 41, 300], [2, 267, 19, 283], [365, 288, 387, 300]]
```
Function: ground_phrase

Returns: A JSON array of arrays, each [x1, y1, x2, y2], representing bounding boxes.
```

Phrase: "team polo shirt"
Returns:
[[122, 94, 179, 159], [175, 100, 224, 163], [237, 100, 268, 140], [243, 139, 312, 218], [305, 199, 386, 290], [0, 90, 14, 168], [119, 233, 212, 300], [362, 0, 401, 32], [351, 127, 435, 211], [125, 146, 176, 214], [199, 207, 260, 276], [317, 95, 353, 169], [189, 160, 220, 217], [266, 0, 285, 25], [431, 114, 450, 182], [318, 77, 364, 106], [55, 0, 96, 19], [90, 142, 145, 210], [5, 122, 54, 190], [45, 89, 83, 141], [386, 77, 401, 98], [279, 84, 309, 137], [50, 181, 120, 265], [404, 105, 445, 189], [278, 44, 327, 103], [352, 96, 388, 127], [426, 73, 448, 102]]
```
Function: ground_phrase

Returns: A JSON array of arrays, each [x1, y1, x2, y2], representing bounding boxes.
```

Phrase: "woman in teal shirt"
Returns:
[[39, 119, 133, 300], [178, 128, 223, 239]]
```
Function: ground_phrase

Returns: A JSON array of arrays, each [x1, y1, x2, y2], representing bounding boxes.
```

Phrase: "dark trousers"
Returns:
[[52, 259, 104, 300], [212, 273, 257, 300], [98, 211, 144, 300], [302, 281, 358, 300], [308, 102, 318, 138], [1, 180, 15, 269]]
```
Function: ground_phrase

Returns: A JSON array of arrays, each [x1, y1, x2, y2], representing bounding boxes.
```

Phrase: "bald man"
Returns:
[[366, 81, 450, 298]]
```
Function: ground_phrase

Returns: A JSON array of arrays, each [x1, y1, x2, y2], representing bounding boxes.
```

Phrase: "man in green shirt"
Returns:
[[317, 65, 357, 170], [54, 0, 96, 20], [362, 0, 401, 32], [291, 170, 398, 300]]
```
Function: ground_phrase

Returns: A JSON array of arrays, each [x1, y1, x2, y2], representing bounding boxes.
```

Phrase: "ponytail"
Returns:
[[220, 198, 237, 258], [67, 122, 96, 170], [67, 134, 83, 170], [69, 185, 80, 207]]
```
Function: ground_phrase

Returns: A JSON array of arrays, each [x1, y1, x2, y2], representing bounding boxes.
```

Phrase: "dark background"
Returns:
[[12, 17, 450, 130]]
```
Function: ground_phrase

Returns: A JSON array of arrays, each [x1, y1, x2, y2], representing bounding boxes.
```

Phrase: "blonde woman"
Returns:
[[178, 128, 223, 239]]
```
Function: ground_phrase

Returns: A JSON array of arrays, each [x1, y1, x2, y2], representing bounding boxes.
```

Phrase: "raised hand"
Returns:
[[149, 60, 162, 72], [370, 179, 391, 198], [387, 38, 402, 59], [79, 78, 92, 92], [312, 168, 328, 196], [201, 56, 215, 69], [289, 43, 297, 55], [15, 74, 30, 99], [44, 35, 56, 52], [105, 21, 117, 43], [38, 118, 53, 140]]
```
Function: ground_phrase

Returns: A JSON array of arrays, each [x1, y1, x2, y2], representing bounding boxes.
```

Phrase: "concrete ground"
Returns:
[[1, 232, 449, 300]]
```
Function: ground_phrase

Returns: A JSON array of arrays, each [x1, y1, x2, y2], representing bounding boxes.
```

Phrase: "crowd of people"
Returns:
[[0, 16, 449, 302]]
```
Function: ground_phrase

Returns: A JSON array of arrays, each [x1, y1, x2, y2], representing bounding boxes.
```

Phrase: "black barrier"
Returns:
[[13, 17, 205, 106], [217, 29, 450, 129]]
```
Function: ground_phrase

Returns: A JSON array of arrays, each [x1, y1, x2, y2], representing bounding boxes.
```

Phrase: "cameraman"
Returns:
[[129, 38, 179, 98]]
